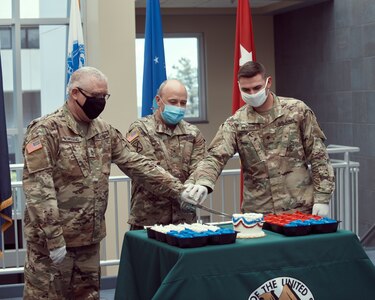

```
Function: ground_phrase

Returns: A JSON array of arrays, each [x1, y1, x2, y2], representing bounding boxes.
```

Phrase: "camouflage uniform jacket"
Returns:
[[126, 114, 206, 226], [194, 94, 335, 214], [22, 103, 184, 250]]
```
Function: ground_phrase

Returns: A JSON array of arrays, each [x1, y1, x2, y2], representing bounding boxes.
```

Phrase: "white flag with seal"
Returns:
[[66, 0, 85, 85]]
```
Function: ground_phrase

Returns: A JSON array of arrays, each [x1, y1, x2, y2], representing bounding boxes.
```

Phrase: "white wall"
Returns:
[[85, 0, 138, 276]]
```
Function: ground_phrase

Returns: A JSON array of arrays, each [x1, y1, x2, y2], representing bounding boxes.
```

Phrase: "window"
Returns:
[[0, 27, 11, 49], [21, 27, 40, 49], [0, 0, 11, 18], [1, 0, 68, 167], [136, 33, 207, 123]]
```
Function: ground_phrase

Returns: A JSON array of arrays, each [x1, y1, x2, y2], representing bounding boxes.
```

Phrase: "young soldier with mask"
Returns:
[[184, 61, 335, 217], [126, 79, 207, 230], [22, 67, 198, 299]]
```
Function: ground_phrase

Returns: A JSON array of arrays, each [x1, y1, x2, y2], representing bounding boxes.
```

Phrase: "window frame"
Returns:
[[136, 32, 207, 123]]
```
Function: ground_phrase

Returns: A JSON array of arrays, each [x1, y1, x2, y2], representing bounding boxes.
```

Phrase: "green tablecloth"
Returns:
[[115, 229, 375, 300]]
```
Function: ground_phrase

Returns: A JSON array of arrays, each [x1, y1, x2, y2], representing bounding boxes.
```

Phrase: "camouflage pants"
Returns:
[[23, 242, 100, 300]]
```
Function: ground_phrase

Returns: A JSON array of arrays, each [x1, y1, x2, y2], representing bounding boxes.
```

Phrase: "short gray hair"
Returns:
[[66, 66, 108, 95]]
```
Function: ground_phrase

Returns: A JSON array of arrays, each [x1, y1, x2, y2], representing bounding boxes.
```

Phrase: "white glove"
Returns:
[[49, 246, 67, 264], [183, 184, 208, 205], [180, 186, 199, 206], [312, 203, 329, 217]]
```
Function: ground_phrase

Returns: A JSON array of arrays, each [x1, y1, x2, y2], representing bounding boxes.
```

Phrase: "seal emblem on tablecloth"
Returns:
[[249, 277, 314, 300]]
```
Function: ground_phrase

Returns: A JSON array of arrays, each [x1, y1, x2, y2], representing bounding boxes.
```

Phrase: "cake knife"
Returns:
[[179, 198, 232, 218], [194, 203, 232, 218]]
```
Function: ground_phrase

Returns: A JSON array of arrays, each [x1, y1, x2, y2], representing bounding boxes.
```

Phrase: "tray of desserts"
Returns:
[[263, 211, 339, 236], [146, 223, 237, 248]]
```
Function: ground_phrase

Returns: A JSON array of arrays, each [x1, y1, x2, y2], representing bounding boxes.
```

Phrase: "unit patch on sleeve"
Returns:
[[127, 129, 143, 153], [131, 140, 143, 153]]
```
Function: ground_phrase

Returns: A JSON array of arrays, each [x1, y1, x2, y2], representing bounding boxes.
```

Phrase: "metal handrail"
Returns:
[[1, 145, 360, 277]]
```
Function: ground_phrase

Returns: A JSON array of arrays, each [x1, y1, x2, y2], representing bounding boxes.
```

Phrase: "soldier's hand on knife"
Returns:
[[183, 184, 208, 204]]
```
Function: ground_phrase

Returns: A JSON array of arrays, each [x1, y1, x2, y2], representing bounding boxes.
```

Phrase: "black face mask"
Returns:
[[77, 97, 106, 119], [76, 87, 107, 119]]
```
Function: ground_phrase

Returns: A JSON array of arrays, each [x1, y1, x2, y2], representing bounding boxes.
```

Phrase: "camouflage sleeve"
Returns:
[[111, 127, 185, 199], [23, 126, 65, 250], [301, 108, 335, 204], [192, 121, 238, 192], [185, 130, 207, 185]]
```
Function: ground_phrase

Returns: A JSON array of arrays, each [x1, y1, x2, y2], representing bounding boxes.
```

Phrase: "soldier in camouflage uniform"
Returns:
[[189, 61, 335, 216], [126, 79, 206, 229], [22, 67, 194, 299]]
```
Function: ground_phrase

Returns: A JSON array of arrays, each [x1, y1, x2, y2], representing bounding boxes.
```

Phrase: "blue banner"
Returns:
[[66, 0, 85, 86], [0, 54, 13, 256], [141, 0, 167, 117]]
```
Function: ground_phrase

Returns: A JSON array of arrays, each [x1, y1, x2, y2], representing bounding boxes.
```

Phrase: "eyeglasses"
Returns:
[[77, 87, 111, 101]]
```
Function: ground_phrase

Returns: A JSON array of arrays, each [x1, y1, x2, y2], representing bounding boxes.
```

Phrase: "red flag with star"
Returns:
[[232, 0, 256, 207], [232, 0, 256, 113]]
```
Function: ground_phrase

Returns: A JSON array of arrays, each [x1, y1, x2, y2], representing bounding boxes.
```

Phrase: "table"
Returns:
[[115, 229, 375, 300]]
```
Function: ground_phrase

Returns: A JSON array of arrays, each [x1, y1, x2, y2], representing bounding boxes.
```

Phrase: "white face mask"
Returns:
[[239, 78, 269, 107]]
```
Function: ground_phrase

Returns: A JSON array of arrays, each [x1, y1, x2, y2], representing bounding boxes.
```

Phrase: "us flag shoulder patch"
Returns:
[[26, 139, 43, 154], [127, 129, 139, 142]]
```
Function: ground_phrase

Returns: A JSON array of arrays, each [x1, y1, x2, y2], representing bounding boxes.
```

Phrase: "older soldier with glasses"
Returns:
[[22, 67, 199, 299]]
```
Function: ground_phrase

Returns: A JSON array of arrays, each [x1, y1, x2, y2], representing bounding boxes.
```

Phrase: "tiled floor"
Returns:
[[0, 289, 115, 300], [366, 248, 375, 265], [100, 289, 116, 300]]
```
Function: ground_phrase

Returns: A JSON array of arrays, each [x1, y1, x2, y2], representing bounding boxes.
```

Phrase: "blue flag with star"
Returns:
[[141, 0, 167, 117]]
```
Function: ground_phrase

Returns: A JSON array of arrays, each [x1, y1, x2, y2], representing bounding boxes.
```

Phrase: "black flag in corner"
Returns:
[[0, 53, 13, 257]]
